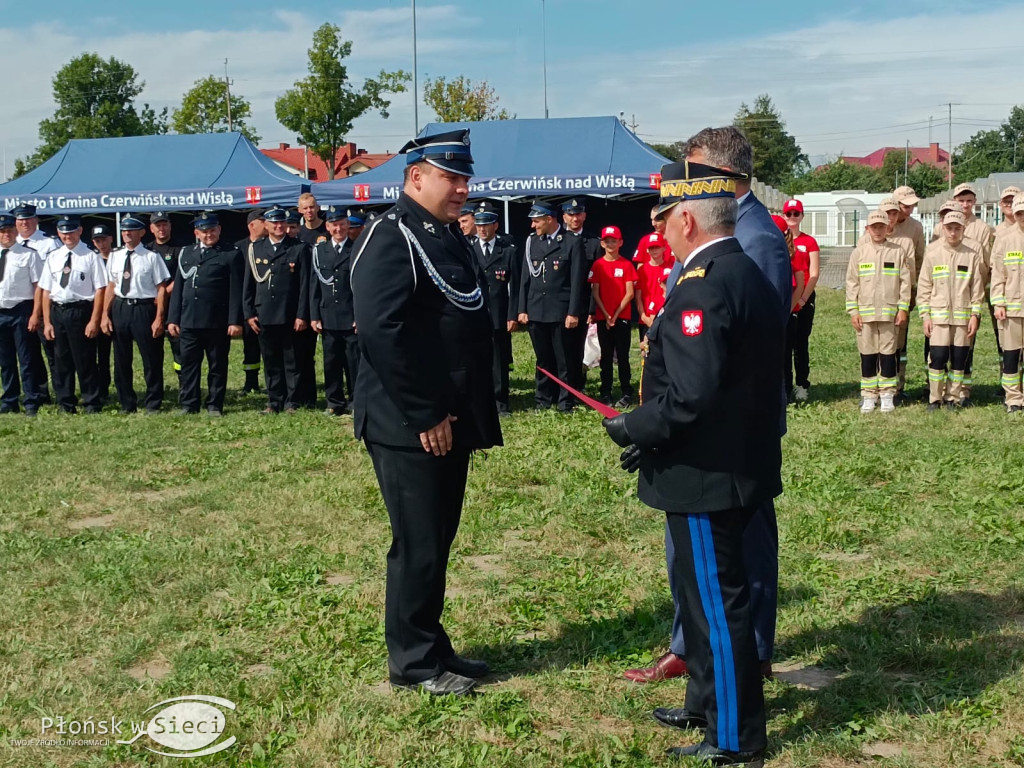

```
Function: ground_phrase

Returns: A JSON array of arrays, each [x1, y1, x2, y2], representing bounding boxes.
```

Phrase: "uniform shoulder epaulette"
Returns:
[[677, 266, 706, 284]]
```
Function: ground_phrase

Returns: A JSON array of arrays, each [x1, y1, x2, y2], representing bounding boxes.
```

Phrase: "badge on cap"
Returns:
[[682, 310, 703, 336]]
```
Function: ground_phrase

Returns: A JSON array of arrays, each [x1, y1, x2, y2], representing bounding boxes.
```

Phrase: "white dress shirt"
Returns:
[[18, 229, 59, 258], [107, 244, 171, 299], [0, 242, 42, 308], [38, 242, 107, 303]]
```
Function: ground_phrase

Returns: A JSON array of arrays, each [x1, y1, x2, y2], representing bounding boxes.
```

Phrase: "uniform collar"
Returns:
[[682, 236, 733, 269], [399, 192, 450, 238]]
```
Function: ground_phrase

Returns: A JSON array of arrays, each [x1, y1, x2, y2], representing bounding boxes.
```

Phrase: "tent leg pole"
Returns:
[[503, 198, 510, 234], [115, 212, 121, 248]]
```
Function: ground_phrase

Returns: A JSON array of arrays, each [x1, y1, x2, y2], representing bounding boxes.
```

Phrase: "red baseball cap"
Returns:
[[783, 199, 803, 214], [600, 225, 622, 240], [771, 214, 788, 233], [647, 232, 666, 248]]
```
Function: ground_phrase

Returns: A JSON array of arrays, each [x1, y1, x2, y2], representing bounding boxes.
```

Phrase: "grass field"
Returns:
[[2, 287, 1024, 767]]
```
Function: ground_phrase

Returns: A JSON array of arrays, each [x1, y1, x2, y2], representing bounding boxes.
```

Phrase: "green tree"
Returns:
[[422, 75, 512, 122], [275, 23, 410, 180], [952, 105, 1024, 183], [734, 94, 808, 187], [19, 53, 166, 173], [648, 141, 686, 162], [172, 76, 260, 143], [785, 158, 886, 195]]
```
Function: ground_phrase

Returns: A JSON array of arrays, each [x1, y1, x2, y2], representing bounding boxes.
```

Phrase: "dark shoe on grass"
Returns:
[[651, 707, 708, 731], [666, 741, 764, 766], [391, 670, 476, 696], [441, 654, 490, 678]]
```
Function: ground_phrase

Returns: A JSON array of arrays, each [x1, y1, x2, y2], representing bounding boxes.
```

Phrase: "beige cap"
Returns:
[[943, 210, 966, 226], [878, 198, 900, 213], [938, 199, 958, 214], [1012, 194, 1024, 214], [1001, 186, 1022, 201], [893, 185, 920, 205], [953, 182, 976, 198], [867, 210, 889, 226]]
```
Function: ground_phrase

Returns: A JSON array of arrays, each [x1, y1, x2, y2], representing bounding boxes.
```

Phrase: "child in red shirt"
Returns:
[[589, 226, 638, 407], [634, 231, 675, 341]]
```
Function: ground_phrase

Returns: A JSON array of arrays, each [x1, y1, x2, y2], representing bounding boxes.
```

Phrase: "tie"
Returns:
[[0, 248, 7, 283], [120, 250, 135, 296], [485, 243, 492, 257], [335, 243, 342, 255], [59, 252, 72, 288]]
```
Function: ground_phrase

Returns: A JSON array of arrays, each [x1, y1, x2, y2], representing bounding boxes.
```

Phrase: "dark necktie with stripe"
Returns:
[[120, 250, 135, 295], [0, 248, 8, 283], [59, 252, 72, 288]]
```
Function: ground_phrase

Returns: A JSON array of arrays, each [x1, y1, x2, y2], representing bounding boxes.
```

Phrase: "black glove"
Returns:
[[602, 414, 631, 447], [619, 444, 641, 473]]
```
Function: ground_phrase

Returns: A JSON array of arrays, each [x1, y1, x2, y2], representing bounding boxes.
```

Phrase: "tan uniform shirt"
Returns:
[[845, 239, 912, 321], [891, 216, 925, 283], [917, 239, 984, 325], [963, 216, 995, 281], [990, 226, 1024, 318]]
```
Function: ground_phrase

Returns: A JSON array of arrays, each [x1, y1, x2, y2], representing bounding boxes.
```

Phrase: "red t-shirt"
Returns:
[[792, 232, 818, 287], [588, 256, 638, 321], [790, 248, 809, 288], [636, 257, 676, 319], [632, 232, 674, 264]]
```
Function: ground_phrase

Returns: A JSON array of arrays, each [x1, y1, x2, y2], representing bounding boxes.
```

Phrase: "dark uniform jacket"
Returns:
[[242, 236, 311, 326], [473, 234, 520, 330], [517, 228, 588, 323], [351, 192, 502, 451], [623, 237, 784, 515], [309, 238, 355, 332], [167, 242, 244, 329], [151, 241, 181, 278], [571, 229, 603, 262]]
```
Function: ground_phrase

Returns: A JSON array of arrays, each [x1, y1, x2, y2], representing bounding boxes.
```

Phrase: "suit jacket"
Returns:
[[474, 234, 520, 330], [351, 193, 502, 451], [666, 192, 791, 319], [570, 229, 603, 262], [242, 236, 311, 326], [517, 228, 588, 322], [623, 237, 784, 514], [167, 241, 243, 329], [309, 238, 355, 332]]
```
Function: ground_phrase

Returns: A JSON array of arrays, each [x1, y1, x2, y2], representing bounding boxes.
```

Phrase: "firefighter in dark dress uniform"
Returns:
[[235, 209, 266, 395], [166, 212, 244, 415], [351, 129, 501, 697], [472, 201, 519, 415], [243, 207, 311, 414], [148, 211, 183, 384], [310, 206, 358, 416], [603, 162, 782, 767], [517, 200, 588, 411]]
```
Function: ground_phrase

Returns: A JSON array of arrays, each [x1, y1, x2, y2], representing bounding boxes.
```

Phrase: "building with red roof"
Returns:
[[259, 142, 395, 181], [841, 142, 950, 177]]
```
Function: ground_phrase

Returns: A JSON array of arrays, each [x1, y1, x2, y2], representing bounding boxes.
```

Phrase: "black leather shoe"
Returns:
[[666, 741, 764, 766], [84, 405, 102, 414], [652, 707, 708, 731], [441, 654, 490, 678], [391, 670, 476, 696]]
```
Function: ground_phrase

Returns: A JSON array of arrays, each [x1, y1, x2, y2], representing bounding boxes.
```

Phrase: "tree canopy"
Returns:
[[275, 23, 409, 180], [733, 94, 808, 187], [952, 106, 1024, 183], [172, 76, 260, 143], [16, 53, 166, 176], [422, 76, 512, 122]]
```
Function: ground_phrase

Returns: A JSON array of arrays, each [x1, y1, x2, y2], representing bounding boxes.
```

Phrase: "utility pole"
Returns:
[[224, 59, 233, 132], [627, 114, 639, 133], [948, 102, 954, 190], [928, 115, 933, 145], [542, 0, 549, 118], [412, 0, 419, 133], [904, 140, 909, 183]]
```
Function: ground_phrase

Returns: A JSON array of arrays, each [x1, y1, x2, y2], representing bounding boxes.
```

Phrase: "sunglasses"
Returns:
[[784, 211, 802, 218]]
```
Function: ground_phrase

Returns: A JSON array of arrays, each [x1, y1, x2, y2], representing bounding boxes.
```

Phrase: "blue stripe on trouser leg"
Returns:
[[689, 513, 739, 752]]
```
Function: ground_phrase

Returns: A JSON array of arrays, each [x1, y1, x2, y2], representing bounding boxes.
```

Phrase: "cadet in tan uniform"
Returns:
[[917, 210, 984, 410], [890, 187, 926, 402], [954, 182, 998, 388], [846, 210, 912, 413], [997, 186, 1022, 237], [990, 194, 1024, 413], [929, 200, 959, 243]]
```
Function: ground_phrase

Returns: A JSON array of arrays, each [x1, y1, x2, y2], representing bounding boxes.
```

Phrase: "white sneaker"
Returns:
[[860, 397, 876, 413], [794, 385, 809, 402], [879, 394, 895, 413]]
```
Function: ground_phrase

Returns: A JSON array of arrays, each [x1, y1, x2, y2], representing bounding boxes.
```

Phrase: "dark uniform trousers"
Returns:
[[492, 328, 512, 410], [368, 443, 468, 683], [260, 325, 301, 411], [96, 323, 112, 403], [179, 328, 230, 412], [51, 301, 101, 411], [241, 325, 261, 386], [322, 329, 359, 410], [785, 291, 815, 392], [595, 319, 634, 399], [111, 298, 164, 412], [0, 302, 45, 411], [529, 321, 579, 410], [294, 328, 318, 407], [669, 507, 766, 753], [30, 327, 56, 401]]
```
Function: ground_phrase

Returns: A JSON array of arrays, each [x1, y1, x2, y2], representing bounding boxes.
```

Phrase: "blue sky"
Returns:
[[1, 0, 1019, 179]]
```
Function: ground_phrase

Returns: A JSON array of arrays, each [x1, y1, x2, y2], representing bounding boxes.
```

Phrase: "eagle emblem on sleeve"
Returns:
[[682, 310, 703, 336]]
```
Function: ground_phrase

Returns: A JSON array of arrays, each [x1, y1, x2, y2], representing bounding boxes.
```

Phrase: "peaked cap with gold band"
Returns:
[[654, 160, 749, 219]]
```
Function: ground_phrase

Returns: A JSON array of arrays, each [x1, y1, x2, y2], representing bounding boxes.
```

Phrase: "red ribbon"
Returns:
[[537, 367, 621, 418]]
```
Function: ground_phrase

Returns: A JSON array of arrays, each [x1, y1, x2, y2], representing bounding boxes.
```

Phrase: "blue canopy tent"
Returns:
[[314, 116, 668, 208], [0, 132, 308, 216]]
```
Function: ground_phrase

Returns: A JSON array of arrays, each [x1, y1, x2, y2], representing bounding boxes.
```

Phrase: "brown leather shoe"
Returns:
[[623, 652, 687, 683]]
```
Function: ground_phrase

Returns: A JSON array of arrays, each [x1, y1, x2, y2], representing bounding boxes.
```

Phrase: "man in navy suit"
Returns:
[[624, 126, 790, 686]]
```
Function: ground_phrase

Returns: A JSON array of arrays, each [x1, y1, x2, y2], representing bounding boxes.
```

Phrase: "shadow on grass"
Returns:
[[767, 586, 1024, 753]]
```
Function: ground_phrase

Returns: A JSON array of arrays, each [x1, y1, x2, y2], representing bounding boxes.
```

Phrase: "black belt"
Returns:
[[115, 297, 156, 306], [0, 300, 33, 313], [53, 300, 92, 310]]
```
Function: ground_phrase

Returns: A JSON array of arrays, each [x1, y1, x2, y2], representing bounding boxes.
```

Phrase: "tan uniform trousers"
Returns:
[[999, 317, 1024, 407], [928, 324, 971, 404], [856, 321, 898, 397]]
